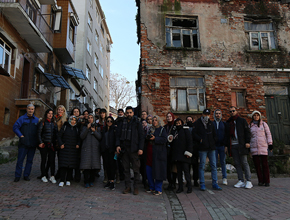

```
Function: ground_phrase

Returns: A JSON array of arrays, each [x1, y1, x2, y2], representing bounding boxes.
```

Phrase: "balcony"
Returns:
[[0, 0, 53, 52], [38, 0, 56, 5]]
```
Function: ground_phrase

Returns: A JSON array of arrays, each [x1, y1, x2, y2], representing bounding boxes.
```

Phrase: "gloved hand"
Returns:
[[268, 145, 273, 151]]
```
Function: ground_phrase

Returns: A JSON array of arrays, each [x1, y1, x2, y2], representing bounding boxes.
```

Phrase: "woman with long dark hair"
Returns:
[[37, 109, 57, 183], [101, 116, 117, 190]]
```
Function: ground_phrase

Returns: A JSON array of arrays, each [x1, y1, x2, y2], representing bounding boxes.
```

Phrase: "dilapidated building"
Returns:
[[136, 0, 290, 145]]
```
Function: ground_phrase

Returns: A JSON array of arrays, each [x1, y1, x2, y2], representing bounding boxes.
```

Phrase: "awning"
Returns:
[[43, 73, 73, 91], [0, 66, 10, 77], [62, 65, 87, 80]]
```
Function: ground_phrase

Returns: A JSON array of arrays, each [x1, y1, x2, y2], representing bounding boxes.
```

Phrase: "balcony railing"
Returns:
[[0, 0, 53, 51]]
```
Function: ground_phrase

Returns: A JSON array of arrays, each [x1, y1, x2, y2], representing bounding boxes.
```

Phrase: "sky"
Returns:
[[100, 0, 139, 106]]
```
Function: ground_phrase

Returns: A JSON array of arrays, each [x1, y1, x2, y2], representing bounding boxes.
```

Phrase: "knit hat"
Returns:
[[251, 110, 261, 118]]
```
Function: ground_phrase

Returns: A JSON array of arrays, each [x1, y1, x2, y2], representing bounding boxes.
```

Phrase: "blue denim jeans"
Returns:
[[15, 147, 36, 178], [199, 150, 218, 185], [215, 146, 227, 179], [146, 165, 163, 192]]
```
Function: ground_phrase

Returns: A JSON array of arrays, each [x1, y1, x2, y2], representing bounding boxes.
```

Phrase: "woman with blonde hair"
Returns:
[[145, 116, 167, 195], [55, 105, 67, 131]]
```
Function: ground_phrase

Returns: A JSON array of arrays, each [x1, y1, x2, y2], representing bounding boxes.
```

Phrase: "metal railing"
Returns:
[[0, 0, 53, 48]]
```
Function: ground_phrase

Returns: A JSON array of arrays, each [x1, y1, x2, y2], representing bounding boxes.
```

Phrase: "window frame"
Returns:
[[86, 64, 91, 81], [94, 53, 99, 67], [69, 20, 75, 43], [170, 77, 206, 112], [94, 78, 98, 92], [88, 12, 92, 31], [87, 39, 92, 55], [0, 37, 12, 75], [165, 16, 200, 49], [231, 89, 246, 108]]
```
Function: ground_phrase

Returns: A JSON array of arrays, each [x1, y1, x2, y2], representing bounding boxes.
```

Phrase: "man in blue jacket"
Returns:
[[213, 109, 227, 185], [13, 104, 39, 182]]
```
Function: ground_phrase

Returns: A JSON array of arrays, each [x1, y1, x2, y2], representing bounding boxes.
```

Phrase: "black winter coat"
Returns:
[[101, 126, 117, 153], [192, 118, 217, 151], [37, 120, 57, 145], [225, 116, 251, 155], [170, 127, 193, 164], [57, 122, 80, 168], [151, 126, 168, 180], [116, 117, 145, 152]]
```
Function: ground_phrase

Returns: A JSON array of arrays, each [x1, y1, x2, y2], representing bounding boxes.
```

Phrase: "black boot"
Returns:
[[176, 187, 183, 193]]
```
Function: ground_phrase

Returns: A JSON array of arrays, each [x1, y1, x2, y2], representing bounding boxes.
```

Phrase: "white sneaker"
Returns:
[[59, 182, 64, 187], [234, 180, 245, 188], [41, 176, 48, 183], [245, 181, 253, 189], [49, 176, 56, 184], [66, 181, 71, 186], [222, 178, 228, 185]]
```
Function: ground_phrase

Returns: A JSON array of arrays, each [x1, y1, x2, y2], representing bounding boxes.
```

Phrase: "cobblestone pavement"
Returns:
[[1, 151, 290, 220]]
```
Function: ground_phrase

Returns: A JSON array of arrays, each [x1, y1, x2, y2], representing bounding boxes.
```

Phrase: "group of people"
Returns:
[[12, 103, 273, 195]]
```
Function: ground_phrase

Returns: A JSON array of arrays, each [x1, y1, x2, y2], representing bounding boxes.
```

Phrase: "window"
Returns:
[[244, 21, 276, 50], [99, 64, 103, 77], [0, 38, 12, 73], [3, 108, 10, 125], [94, 78, 98, 92], [105, 76, 108, 88], [93, 102, 96, 112], [94, 53, 99, 67], [86, 65, 91, 81], [96, 7, 100, 22], [165, 17, 200, 48], [231, 90, 246, 108], [88, 13, 92, 30], [95, 30, 99, 45], [69, 20, 75, 43], [32, 69, 41, 91], [99, 85, 103, 99], [100, 44, 103, 54], [170, 77, 205, 112], [87, 39, 92, 55], [101, 23, 104, 35]]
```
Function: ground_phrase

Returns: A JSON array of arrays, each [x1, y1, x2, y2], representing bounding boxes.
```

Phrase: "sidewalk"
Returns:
[[1, 151, 290, 220]]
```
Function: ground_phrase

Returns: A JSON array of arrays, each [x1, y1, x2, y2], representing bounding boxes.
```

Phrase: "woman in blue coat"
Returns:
[[145, 116, 167, 195]]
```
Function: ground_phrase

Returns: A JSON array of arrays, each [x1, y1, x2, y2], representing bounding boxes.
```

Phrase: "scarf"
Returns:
[[201, 116, 208, 129], [229, 115, 239, 139]]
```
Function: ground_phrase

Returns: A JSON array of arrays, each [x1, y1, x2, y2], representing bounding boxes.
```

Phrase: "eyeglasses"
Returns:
[[107, 120, 113, 123], [229, 110, 236, 113]]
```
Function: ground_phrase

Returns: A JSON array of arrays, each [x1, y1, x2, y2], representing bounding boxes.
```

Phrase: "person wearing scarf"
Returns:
[[226, 106, 252, 189], [192, 109, 222, 191], [37, 109, 58, 184], [168, 118, 193, 193], [164, 112, 177, 190], [57, 116, 80, 187], [145, 116, 167, 195]]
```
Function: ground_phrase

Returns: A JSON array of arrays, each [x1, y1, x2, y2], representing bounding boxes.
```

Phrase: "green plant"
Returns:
[[273, 139, 285, 155]]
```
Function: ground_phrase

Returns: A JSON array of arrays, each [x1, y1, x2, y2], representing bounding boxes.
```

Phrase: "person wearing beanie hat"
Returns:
[[249, 110, 273, 187], [192, 109, 222, 191], [13, 104, 39, 182]]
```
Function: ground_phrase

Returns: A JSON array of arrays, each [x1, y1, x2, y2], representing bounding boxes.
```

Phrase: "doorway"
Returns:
[[21, 58, 30, 98]]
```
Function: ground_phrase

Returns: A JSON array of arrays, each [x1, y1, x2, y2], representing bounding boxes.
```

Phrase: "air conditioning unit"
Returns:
[[39, 85, 47, 94], [106, 45, 111, 52]]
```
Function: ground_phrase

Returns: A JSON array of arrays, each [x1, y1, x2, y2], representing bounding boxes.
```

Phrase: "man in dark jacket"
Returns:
[[225, 106, 252, 189], [13, 104, 39, 182], [192, 109, 222, 191], [116, 106, 145, 195], [213, 109, 227, 185]]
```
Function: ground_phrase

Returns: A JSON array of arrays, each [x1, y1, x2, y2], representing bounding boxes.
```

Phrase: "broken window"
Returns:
[[244, 21, 276, 50], [170, 77, 205, 112], [166, 17, 200, 49]]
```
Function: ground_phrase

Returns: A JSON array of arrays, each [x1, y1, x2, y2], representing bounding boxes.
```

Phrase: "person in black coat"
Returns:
[[37, 109, 58, 184], [168, 118, 193, 194], [145, 116, 167, 195], [101, 116, 117, 190], [57, 116, 80, 187], [192, 109, 222, 191], [225, 106, 252, 189]]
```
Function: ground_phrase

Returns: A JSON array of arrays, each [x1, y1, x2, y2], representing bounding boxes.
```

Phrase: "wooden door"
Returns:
[[21, 59, 30, 98]]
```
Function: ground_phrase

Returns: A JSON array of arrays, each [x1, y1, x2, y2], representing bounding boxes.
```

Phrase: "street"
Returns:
[[1, 152, 290, 220]]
